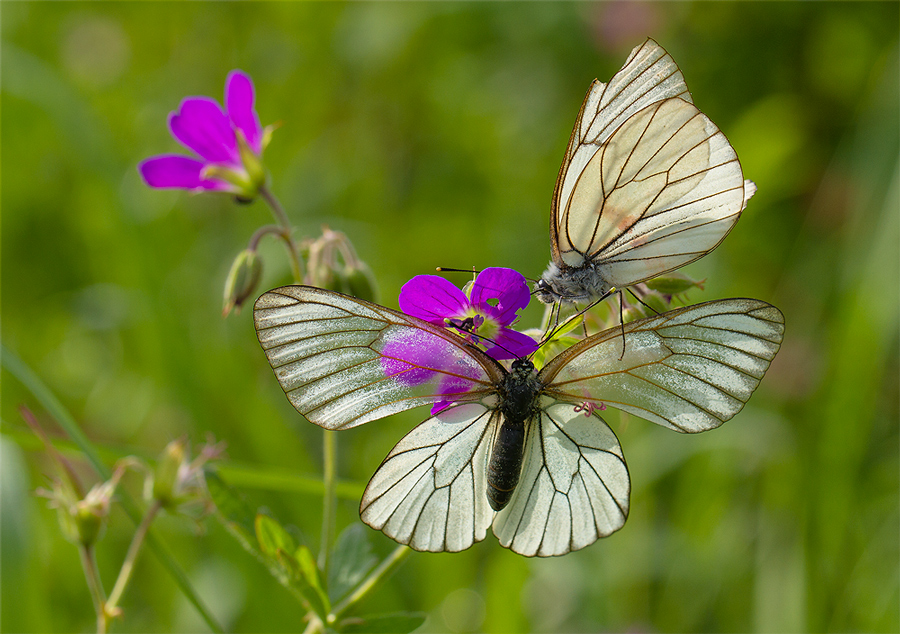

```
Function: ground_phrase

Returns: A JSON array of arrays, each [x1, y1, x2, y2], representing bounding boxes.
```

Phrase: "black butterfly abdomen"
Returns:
[[486, 419, 527, 511], [487, 359, 542, 512]]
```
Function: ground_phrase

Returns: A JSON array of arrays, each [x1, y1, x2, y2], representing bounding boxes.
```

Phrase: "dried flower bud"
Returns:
[[223, 249, 262, 316], [150, 436, 224, 511]]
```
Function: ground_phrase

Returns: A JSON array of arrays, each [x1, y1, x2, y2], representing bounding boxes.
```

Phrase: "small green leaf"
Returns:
[[207, 472, 258, 556], [282, 545, 330, 620], [337, 612, 426, 633], [328, 523, 378, 603], [255, 513, 297, 558]]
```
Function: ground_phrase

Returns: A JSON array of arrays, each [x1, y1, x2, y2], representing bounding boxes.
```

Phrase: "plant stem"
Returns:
[[105, 499, 163, 618], [3, 346, 223, 633], [79, 545, 108, 633], [318, 430, 337, 576], [259, 186, 304, 283], [330, 545, 412, 621]]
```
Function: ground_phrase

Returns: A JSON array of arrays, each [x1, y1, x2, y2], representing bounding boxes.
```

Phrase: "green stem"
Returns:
[[248, 224, 288, 252], [259, 186, 304, 283], [79, 545, 108, 633], [105, 499, 163, 617], [2, 346, 224, 633], [318, 430, 337, 577], [329, 545, 412, 621]]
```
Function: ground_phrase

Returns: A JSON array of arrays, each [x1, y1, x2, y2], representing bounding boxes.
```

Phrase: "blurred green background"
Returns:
[[2, 2, 898, 632]]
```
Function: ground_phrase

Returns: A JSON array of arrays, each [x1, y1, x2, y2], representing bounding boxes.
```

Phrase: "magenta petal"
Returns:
[[398, 275, 468, 324], [168, 97, 239, 164], [486, 327, 538, 360], [470, 268, 530, 326], [225, 70, 262, 153], [138, 155, 230, 191]]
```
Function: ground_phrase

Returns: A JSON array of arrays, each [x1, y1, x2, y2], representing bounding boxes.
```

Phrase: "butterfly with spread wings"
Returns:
[[535, 38, 756, 305], [255, 286, 783, 556]]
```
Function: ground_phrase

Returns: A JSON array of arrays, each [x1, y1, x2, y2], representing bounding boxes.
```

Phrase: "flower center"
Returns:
[[446, 309, 500, 347]]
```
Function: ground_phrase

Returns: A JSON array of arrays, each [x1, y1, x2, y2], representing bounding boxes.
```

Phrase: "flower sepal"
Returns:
[[223, 248, 263, 316]]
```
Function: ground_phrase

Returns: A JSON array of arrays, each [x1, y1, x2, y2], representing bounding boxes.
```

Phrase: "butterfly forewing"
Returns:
[[493, 402, 629, 557], [553, 38, 692, 242], [254, 286, 502, 430], [359, 403, 497, 553], [540, 299, 785, 433]]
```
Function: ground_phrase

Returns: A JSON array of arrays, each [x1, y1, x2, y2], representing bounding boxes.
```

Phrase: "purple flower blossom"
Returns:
[[138, 70, 269, 197], [398, 268, 537, 361], [379, 268, 537, 415]]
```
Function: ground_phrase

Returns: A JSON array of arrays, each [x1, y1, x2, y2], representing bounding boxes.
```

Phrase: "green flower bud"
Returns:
[[644, 272, 705, 296], [342, 262, 379, 303], [223, 249, 263, 316], [152, 437, 187, 509]]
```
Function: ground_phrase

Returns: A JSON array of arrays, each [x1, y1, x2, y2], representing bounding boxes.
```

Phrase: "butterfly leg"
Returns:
[[627, 286, 661, 316]]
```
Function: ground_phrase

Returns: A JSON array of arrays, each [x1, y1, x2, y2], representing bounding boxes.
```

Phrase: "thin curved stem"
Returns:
[[259, 186, 304, 283], [105, 500, 163, 617], [79, 545, 108, 633], [329, 545, 412, 621]]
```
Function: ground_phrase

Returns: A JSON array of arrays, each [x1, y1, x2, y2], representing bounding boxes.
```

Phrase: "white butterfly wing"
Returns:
[[492, 403, 629, 557], [359, 403, 497, 553], [552, 38, 692, 237], [541, 299, 784, 433], [557, 98, 748, 285], [254, 286, 502, 430]]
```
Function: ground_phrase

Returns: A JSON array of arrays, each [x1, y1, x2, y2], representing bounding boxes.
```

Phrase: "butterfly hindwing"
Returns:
[[254, 286, 503, 430], [493, 402, 629, 557], [541, 299, 785, 433], [359, 403, 497, 553]]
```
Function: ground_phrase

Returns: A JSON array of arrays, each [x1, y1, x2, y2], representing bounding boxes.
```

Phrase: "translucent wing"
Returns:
[[359, 403, 497, 553], [550, 39, 691, 261], [254, 286, 504, 430], [541, 299, 785, 433], [492, 403, 629, 557], [555, 98, 749, 286]]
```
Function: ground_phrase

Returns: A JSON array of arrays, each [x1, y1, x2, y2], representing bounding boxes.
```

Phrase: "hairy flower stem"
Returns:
[[318, 430, 337, 576], [329, 545, 412, 621], [79, 545, 108, 633], [259, 186, 304, 283], [104, 500, 163, 622]]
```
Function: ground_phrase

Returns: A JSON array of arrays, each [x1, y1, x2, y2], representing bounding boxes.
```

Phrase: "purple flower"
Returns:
[[398, 267, 537, 361], [138, 70, 269, 197]]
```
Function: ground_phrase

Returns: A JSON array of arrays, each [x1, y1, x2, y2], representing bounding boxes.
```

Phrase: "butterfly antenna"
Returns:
[[436, 266, 481, 275]]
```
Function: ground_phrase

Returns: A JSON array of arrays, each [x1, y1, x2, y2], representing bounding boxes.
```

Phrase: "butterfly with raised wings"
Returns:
[[254, 286, 783, 556], [535, 38, 756, 304]]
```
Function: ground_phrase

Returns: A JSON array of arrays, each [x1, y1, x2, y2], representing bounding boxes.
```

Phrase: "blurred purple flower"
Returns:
[[138, 70, 269, 197], [399, 268, 537, 361]]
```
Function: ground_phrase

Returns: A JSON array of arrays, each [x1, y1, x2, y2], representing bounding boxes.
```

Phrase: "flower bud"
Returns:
[[644, 272, 705, 296], [342, 262, 379, 303], [152, 437, 187, 509], [223, 249, 262, 316]]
